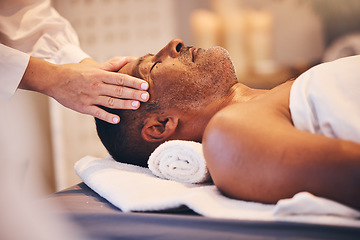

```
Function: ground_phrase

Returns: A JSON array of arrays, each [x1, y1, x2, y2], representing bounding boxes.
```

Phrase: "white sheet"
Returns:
[[75, 156, 360, 228], [290, 55, 360, 144]]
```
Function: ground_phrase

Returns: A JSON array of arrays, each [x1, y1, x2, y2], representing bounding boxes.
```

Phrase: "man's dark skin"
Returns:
[[98, 39, 360, 209]]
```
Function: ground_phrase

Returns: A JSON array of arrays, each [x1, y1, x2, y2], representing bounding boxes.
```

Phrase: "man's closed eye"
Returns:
[[150, 62, 160, 72]]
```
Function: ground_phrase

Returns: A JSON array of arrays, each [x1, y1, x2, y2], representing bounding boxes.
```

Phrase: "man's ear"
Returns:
[[141, 115, 179, 142]]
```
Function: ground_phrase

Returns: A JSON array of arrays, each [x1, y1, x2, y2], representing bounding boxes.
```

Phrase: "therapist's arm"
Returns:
[[19, 56, 149, 124]]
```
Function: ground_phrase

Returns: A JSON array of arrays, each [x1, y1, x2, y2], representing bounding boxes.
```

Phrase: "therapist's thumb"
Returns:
[[101, 57, 129, 72]]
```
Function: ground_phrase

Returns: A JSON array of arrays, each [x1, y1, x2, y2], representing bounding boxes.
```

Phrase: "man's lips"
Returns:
[[190, 47, 200, 62]]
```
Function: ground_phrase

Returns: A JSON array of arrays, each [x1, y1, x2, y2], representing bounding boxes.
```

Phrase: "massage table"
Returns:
[[45, 182, 360, 240]]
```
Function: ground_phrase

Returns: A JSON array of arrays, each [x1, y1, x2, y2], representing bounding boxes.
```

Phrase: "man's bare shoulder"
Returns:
[[212, 80, 295, 130], [202, 80, 296, 169]]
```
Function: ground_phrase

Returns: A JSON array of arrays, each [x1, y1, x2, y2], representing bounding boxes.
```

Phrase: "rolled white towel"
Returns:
[[148, 140, 211, 184]]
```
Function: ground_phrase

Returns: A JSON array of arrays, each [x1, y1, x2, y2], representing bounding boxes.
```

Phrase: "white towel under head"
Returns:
[[75, 155, 360, 228], [148, 140, 210, 184]]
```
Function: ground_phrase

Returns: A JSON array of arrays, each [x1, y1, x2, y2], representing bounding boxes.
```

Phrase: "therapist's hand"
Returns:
[[72, 56, 149, 123], [19, 56, 149, 124]]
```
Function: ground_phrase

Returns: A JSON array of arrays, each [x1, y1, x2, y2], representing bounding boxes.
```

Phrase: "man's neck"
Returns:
[[225, 83, 269, 104], [180, 83, 268, 142]]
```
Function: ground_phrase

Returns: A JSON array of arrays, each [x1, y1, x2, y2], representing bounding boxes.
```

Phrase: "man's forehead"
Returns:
[[138, 53, 153, 63]]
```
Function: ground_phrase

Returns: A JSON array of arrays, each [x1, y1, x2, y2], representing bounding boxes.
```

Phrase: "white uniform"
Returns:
[[0, 0, 89, 100]]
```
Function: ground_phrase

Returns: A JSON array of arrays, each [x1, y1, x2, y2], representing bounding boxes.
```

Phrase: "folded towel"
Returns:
[[148, 140, 210, 184], [75, 155, 360, 228]]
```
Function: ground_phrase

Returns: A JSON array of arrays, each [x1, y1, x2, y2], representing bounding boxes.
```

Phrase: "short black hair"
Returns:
[[95, 102, 161, 167]]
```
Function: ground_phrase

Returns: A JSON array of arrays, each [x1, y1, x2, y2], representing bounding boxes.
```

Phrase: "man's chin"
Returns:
[[205, 46, 234, 66], [206, 46, 231, 57], [205, 46, 236, 76]]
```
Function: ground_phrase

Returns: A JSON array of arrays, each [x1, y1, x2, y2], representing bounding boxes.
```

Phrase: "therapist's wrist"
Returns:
[[18, 56, 57, 95], [80, 57, 98, 65]]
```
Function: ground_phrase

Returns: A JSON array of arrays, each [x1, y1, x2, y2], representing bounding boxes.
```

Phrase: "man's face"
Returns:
[[119, 39, 237, 110]]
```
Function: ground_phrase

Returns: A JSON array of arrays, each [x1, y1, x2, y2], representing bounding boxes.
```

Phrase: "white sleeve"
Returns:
[[0, 0, 89, 64], [0, 44, 30, 101]]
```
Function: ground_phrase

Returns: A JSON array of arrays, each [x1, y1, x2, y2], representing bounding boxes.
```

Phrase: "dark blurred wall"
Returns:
[[310, 0, 360, 46]]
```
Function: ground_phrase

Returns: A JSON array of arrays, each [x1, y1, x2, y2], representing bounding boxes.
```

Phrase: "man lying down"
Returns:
[[95, 39, 360, 209]]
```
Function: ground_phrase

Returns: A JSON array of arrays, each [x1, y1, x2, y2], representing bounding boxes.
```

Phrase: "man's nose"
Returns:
[[155, 39, 184, 60]]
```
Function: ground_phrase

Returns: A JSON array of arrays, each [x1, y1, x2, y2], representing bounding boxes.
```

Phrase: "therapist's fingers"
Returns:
[[99, 56, 149, 91], [101, 84, 149, 103], [102, 72, 149, 91], [124, 56, 138, 62], [95, 96, 143, 110], [82, 57, 149, 95], [87, 105, 122, 124], [87, 97, 144, 124]]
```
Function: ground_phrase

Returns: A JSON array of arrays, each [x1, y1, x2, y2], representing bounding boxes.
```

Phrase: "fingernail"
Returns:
[[132, 101, 140, 108], [141, 82, 148, 90], [112, 117, 120, 124], [141, 93, 148, 100], [120, 57, 126, 62]]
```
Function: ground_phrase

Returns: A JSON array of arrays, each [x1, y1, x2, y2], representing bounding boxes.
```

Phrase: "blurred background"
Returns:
[[2, 0, 360, 196]]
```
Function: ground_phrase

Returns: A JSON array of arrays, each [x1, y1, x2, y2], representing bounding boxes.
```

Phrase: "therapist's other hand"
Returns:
[[19, 56, 149, 124]]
